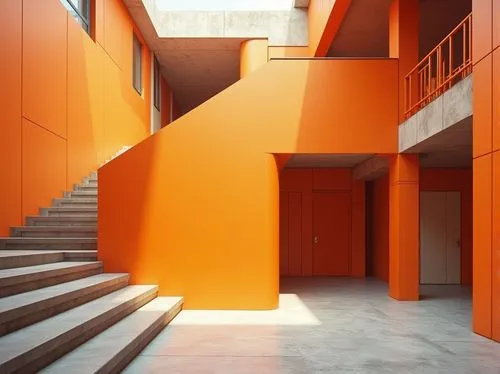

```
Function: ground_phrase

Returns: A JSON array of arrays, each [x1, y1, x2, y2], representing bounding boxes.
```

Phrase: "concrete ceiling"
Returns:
[[406, 116, 472, 168], [285, 154, 373, 168], [327, 0, 472, 58]]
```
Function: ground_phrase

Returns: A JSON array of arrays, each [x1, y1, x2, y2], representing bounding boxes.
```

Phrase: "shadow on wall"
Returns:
[[98, 58, 399, 310]]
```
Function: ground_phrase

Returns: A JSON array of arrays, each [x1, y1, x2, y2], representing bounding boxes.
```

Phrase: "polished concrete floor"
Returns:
[[124, 278, 500, 373]]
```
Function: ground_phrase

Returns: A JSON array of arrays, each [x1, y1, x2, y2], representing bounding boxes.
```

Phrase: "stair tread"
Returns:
[[0, 261, 101, 280], [0, 273, 128, 317], [12, 227, 96, 231], [42, 297, 183, 373], [45, 207, 97, 211], [0, 250, 65, 258], [1, 238, 96, 242], [0, 285, 157, 367]]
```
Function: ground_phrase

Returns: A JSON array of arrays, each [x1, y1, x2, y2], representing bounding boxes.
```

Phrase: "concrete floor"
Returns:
[[124, 278, 500, 373]]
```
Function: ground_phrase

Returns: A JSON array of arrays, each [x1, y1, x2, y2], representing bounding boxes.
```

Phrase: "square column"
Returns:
[[389, 154, 419, 300]]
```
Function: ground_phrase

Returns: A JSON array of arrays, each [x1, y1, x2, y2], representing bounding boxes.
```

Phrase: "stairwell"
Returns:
[[0, 150, 183, 373]]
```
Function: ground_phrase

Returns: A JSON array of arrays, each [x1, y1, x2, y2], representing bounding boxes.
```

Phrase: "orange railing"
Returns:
[[404, 13, 472, 118]]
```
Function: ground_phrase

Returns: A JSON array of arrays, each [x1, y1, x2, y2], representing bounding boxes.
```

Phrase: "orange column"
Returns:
[[351, 179, 366, 277], [240, 40, 268, 78], [471, 0, 499, 342], [389, 0, 419, 122], [388, 154, 419, 300]]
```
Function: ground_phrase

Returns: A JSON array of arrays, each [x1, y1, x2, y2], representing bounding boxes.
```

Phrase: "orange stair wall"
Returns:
[[98, 59, 399, 310]]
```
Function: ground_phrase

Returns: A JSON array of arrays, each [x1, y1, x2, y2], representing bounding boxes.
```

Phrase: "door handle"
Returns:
[[313, 236, 319, 244]]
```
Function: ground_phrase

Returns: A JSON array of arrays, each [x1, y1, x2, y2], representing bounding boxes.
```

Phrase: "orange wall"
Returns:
[[471, 0, 500, 342], [420, 169, 473, 285], [240, 40, 269, 78], [99, 59, 398, 310], [0, 0, 154, 234], [308, 0, 351, 57], [279, 168, 364, 277], [160, 76, 172, 127], [370, 175, 389, 282]]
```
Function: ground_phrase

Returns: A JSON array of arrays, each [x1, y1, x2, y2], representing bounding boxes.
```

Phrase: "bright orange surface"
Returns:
[[473, 55, 493, 158], [240, 40, 269, 78], [494, 48, 500, 152], [420, 169, 473, 285], [99, 59, 398, 309], [308, 0, 351, 57], [495, 1, 500, 50], [493, 151, 500, 342], [268, 47, 309, 60], [473, 155, 493, 338], [0, 0, 22, 236], [389, 0, 419, 121], [389, 154, 419, 301], [472, 0, 493, 65], [0, 0, 155, 235]]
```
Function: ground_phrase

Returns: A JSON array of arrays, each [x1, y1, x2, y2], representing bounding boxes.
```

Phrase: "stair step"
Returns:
[[0, 251, 64, 270], [0, 237, 97, 250], [53, 198, 97, 208], [0, 273, 129, 336], [11, 226, 97, 238], [82, 176, 98, 185], [74, 183, 97, 191], [0, 285, 157, 373], [26, 216, 97, 227], [64, 250, 97, 262], [64, 191, 97, 199], [42, 297, 183, 373], [0, 261, 102, 297], [41, 207, 97, 217]]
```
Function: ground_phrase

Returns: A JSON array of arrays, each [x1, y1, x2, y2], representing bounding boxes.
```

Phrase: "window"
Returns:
[[60, 0, 91, 34], [133, 33, 142, 95], [154, 56, 161, 110]]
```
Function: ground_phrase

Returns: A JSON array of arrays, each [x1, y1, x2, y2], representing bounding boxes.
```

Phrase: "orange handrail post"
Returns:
[[404, 13, 472, 118]]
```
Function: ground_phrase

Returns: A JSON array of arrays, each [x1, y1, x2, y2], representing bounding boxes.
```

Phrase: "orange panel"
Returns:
[[94, 0, 105, 46], [0, 0, 22, 235], [22, 120, 67, 219], [351, 180, 366, 277], [240, 40, 268, 78], [312, 192, 351, 275], [494, 48, 500, 152], [473, 55, 493, 158], [22, 0, 67, 138], [288, 193, 303, 276], [268, 47, 309, 60], [301, 190, 314, 276], [472, 0, 493, 65], [281, 169, 313, 192], [67, 19, 105, 189], [495, 0, 500, 50], [372, 175, 389, 282], [473, 155, 493, 338], [492, 151, 500, 341], [279, 192, 289, 276], [103, 0, 127, 68], [312, 169, 351, 190]]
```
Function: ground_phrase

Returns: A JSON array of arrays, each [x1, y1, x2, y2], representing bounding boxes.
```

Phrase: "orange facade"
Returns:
[[0, 0, 179, 236], [472, 0, 500, 341]]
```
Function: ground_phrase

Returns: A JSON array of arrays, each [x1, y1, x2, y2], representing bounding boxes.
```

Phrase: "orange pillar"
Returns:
[[351, 179, 366, 277], [471, 0, 499, 342], [389, 0, 419, 122], [240, 40, 268, 78], [388, 154, 419, 300]]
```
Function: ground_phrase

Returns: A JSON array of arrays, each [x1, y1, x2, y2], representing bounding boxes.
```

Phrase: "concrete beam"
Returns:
[[353, 156, 389, 181], [399, 75, 473, 152]]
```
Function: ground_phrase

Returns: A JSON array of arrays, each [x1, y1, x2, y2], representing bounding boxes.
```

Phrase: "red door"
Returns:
[[312, 192, 350, 276]]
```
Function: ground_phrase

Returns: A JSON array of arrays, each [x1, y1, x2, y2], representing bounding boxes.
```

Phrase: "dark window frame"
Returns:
[[133, 33, 143, 95], [60, 0, 91, 34], [154, 56, 161, 110]]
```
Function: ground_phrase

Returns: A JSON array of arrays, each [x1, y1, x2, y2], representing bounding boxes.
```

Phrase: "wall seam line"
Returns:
[[22, 116, 67, 142]]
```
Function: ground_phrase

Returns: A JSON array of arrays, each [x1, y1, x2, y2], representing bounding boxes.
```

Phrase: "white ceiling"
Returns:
[[286, 154, 373, 168]]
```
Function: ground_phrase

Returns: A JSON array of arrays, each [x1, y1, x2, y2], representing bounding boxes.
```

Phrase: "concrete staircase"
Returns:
[[0, 155, 183, 373]]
